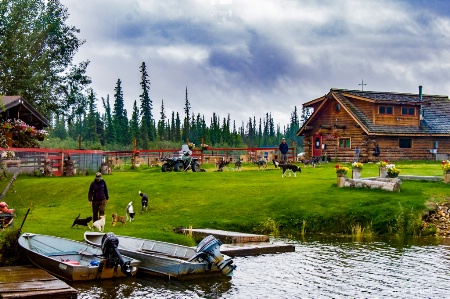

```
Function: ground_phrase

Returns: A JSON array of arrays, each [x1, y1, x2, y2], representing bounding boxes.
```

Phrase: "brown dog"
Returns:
[[112, 213, 126, 226]]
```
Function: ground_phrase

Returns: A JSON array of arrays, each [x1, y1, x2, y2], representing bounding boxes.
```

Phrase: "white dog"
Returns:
[[92, 215, 105, 232], [126, 202, 135, 222]]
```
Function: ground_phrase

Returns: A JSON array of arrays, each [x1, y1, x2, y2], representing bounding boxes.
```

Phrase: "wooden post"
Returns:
[[201, 137, 204, 164], [132, 138, 137, 168], [5, 132, 13, 147]]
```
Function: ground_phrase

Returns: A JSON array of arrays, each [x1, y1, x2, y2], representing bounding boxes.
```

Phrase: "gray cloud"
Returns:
[[62, 0, 450, 127]]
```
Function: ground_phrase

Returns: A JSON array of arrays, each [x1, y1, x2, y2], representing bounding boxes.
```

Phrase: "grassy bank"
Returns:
[[1, 160, 448, 249]]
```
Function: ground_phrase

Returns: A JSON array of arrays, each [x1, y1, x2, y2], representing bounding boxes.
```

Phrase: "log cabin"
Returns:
[[1, 95, 50, 129], [296, 87, 450, 162]]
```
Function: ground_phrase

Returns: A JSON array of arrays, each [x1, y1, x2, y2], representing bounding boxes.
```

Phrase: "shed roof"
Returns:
[[1, 96, 50, 129]]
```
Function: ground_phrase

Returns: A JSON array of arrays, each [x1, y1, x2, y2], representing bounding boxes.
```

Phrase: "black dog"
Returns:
[[71, 213, 93, 229], [281, 164, 301, 178]]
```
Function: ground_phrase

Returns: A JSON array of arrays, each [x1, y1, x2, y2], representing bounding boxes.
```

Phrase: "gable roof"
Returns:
[[298, 88, 450, 136], [1, 96, 50, 129]]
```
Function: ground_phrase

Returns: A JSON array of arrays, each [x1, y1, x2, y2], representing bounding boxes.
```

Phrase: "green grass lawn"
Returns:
[[1, 160, 449, 247]]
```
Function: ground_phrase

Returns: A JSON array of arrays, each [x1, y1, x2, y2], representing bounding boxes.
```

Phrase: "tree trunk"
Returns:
[[343, 178, 401, 192]]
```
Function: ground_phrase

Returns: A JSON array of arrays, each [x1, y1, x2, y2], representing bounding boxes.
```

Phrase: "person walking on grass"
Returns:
[[88, 172, 109, 222], [279, 138, 289, 164]]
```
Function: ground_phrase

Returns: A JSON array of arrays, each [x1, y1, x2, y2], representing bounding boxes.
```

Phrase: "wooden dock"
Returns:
[[176, 228, 270, 244], [0, 265, 77, 299], [175, 228, 295, 256]]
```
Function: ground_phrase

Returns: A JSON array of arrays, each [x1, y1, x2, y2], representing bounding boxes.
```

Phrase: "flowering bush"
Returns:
[[352, 162, 363, 169], [442, 160, 450, 173], [33, 129, 48, 140], [378, 160, 389, 168], [0, 151, 15, 159], [386, 164, 400, 176], [188, 142, 195, 149], [335, 164, 349, 175], [200, 143, 209, 149]]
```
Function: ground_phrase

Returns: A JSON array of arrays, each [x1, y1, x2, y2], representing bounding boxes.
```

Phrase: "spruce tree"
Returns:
[[130, 100, 140, 146], [139, 62, 153, 144], [112, 79, 129, 145], [102, 95, 115, 145]]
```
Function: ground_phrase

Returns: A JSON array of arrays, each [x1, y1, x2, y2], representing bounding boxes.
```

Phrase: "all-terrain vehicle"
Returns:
[[161, 154, 201, 172]]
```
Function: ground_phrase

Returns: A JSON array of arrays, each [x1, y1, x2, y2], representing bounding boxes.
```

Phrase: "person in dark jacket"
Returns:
[[88, 172, 109, 222], [279, 138, 289, 163]]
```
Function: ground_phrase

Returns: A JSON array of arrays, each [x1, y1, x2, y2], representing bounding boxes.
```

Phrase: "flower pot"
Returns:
[[5, 132, 13, 147], [352, 168, 361, 179], [379, 167, 387, 178], [336, 172, 346, 177]]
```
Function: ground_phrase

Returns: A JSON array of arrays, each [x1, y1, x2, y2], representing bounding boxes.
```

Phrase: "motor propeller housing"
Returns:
[[101, 232, 133, 277], [191, 235, 236, 276]]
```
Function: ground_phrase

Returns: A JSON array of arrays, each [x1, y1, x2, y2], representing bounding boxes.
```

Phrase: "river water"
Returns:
[[73, 236, 450, 298]]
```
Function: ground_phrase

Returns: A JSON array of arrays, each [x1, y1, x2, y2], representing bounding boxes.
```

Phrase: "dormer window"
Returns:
[[379, 106, 393, 115], [401, 107, 415, 116]]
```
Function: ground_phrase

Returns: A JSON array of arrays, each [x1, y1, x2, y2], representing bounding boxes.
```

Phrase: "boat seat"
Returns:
[[45, 251, 80, 256]]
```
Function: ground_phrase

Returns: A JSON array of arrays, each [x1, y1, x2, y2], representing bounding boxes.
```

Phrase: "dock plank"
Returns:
[[0, 265, 77, 299], [221, 243, 295, 257]]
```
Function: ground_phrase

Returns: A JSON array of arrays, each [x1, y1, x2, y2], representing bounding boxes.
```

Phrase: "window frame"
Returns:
[[338, 138, 351, 148], [378, 106, 393, 115], [399, 138, 412, 148], [401, 106, 415, 116]]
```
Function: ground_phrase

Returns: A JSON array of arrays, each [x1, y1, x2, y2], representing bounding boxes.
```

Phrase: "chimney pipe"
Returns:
[[419, 85, 423, 101], [419, 86, 423, 122]]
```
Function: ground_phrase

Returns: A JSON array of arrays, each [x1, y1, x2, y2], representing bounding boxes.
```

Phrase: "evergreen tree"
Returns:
[[130, 100, 140, 146], [182, 87, 190, 140], [157, 100, 167, 141], [51, 114, 66, 140], [102, 95, 115, 145], [112, 79, 129, 145], [85, 88, 99, 143], [139, 62, 153, 144], [175, 112, 181, 142]]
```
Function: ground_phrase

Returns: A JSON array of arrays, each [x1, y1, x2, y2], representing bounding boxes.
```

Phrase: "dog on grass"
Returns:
[[126, 201, 135, 221], [281, 164, 301, 178], [112, 213, 126, 226], [71, 213, 92, 229], [255, 158, 267, 171], [234, 159, 242, 172], [92, 215, 105, 232], [139, 191, 148, 212]]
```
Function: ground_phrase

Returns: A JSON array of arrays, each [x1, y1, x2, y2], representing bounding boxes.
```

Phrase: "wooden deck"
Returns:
[[177, 228, 270, 244], [0, 265, 77, 299]]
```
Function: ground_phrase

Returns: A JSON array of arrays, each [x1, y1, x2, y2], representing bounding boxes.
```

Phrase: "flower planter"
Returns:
[[336, 175, 346, 187], [379, 167, 387, 178], [444, 173, 450, 184], [352, 168, 361, 179], [5, 132, 13, 147]]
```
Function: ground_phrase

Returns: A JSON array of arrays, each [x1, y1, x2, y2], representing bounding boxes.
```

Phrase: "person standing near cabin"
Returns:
[[279, 138, 289, 164], [88, 172, 109, 222]]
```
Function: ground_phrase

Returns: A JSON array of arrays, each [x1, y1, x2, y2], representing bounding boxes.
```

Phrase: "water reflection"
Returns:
[[74, 236, 450, 298]]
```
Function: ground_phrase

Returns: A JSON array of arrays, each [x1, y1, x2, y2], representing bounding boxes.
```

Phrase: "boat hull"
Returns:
[[84, 232, 227, 280], [19, 233, 140, 281]]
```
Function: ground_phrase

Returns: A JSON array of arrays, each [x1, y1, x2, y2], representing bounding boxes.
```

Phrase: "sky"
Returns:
[[61, 0, 450, 129]]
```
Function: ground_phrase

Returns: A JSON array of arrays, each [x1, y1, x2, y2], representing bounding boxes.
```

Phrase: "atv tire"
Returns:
[[192, 162, 200, 172], [174, 162, 185, 172]]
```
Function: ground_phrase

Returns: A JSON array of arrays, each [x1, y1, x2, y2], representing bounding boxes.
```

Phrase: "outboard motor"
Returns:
[[101, 233, 133, 277], [189, 235, 236, 276]]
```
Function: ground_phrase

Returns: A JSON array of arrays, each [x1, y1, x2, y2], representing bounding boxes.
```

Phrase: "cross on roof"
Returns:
[[359, 79, 367, 91]]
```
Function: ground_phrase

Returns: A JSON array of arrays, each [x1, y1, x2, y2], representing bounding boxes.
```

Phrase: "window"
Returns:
[[334, 103, 341, 113], [399, 138, 412, 148], [379, 106, 393, 114], [339, 138, 351, 148], [314, 137, 321, 149], [401, 107, 415, 115]]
